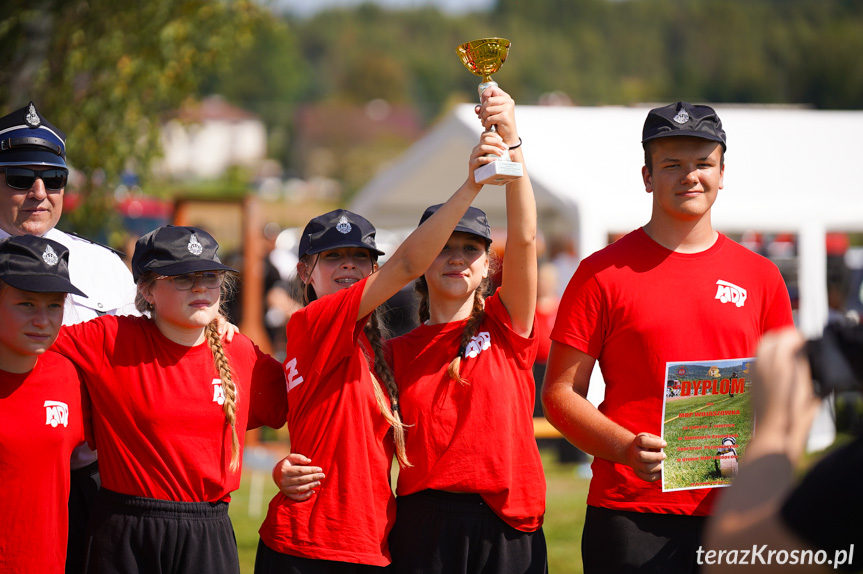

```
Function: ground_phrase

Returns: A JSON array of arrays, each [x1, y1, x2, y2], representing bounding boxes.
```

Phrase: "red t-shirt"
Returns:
[[0, 353, 87, 573], [551, 229, 793, 516], [258, 277, 397, 566], [387, 291, 545, 532], [52, 315, 287, 502]]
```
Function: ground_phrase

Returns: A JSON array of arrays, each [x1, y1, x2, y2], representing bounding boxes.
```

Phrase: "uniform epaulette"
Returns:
[[60, 230, 127, 259]]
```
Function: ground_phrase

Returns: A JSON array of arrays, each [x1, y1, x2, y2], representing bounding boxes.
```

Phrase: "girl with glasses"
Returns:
[[50, 225, 289, 574]]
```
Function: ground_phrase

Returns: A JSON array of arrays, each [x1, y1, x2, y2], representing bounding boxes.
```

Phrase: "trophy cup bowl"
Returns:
[[456, 37, 523, 186], [457, 38, 511, 98]]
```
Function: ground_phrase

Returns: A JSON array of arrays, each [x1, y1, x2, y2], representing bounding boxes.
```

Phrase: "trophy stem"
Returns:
[[478, 80, 497, 99]]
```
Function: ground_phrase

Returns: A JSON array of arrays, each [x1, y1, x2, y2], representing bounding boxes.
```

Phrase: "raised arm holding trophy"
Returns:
[[457, 37, 524, 185]]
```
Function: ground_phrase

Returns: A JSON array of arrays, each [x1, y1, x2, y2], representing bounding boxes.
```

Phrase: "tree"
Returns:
[[0, 0, 266, 236]]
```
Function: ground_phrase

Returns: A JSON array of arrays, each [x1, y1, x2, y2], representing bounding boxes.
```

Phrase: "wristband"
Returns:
[[507, 137, 523, 150]]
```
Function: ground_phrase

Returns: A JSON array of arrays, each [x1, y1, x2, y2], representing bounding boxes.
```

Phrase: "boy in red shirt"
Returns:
[[542, 102, 793, 573]]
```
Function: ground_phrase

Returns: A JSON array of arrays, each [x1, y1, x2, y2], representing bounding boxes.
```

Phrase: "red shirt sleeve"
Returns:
[[551, 257, 605, 359], [247, 342, 288, 430]]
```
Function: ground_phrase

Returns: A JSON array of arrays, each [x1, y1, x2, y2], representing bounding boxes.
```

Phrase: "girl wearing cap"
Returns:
[[49, 225, 288, 574], [255, 124, 506, 572], [0, 235, 89, 573], [386, 85, 547, 573]]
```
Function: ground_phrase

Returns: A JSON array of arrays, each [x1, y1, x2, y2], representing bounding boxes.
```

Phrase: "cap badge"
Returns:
[[336, 215, 352, 235], [42, 244, 59, 266], [188, 233, 203, 256], [673, 109, 690, 124], [24, 103, 41, 128]]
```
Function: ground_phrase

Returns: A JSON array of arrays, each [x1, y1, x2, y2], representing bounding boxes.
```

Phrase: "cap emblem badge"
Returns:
[[24, 103, 40, 128], [188, 233, 203, 256], [336, 215, 352, 235], [673, 109, 690, 124], [42, 244, 59, 266]]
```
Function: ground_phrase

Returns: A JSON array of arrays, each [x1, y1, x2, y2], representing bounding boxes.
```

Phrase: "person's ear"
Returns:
[[642, 165, 654, 194], [141, 282, 156, 307]]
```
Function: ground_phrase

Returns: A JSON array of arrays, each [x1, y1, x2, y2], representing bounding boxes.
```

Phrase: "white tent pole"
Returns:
[[796, 222, 836, 452], [797, 222, 828, 337]]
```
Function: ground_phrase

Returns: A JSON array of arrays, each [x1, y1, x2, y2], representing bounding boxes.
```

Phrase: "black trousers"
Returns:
[[254, 539, 389, 574], [581, 505, 707, 574], [83, 488, 239, 574], [389, 490, 547, 574], [67, 461, 101, 574]]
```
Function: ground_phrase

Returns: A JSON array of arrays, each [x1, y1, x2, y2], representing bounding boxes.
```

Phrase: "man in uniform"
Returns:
[[0, 102, 137, 573]]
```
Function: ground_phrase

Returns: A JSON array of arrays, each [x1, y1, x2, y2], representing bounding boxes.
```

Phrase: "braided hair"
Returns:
[[135, 271, 242, 472], [205, 321, 240, 472], [414, 247, 497, 386], [299, 253, 412, 467]]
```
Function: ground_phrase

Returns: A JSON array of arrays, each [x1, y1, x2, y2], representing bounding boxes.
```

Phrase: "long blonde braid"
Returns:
[[299, 253, 411, 467], [364, 309, 411, 468], [446, 289, 487, 385], [205, 321, 240, 472]]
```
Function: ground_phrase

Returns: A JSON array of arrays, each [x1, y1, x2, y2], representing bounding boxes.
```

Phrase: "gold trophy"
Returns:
[[457, 37, 523, 185]]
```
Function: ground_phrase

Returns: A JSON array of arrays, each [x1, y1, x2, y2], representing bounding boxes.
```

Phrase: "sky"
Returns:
[[270, 0, 496, 18]]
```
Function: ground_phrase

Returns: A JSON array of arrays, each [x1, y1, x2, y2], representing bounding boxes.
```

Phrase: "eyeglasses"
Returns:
[[1, 167, 69, 191], [156, 272, 226, 291]]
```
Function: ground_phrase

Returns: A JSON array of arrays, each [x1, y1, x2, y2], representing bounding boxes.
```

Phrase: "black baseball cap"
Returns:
[[0, 102, 67, 168], [419, 204, 492, 244], [298, 209, 385, 259], [0, 235, 86, 297], [641, 101, 727, 151], [132, 225, 237, 282]]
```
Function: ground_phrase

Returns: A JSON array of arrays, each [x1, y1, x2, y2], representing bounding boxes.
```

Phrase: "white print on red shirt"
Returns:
[[212, 379, 225, 405], [285, 357, 304, 391], [715, 280, 747, 308], [463, 331, 491, 359], [43, 400, 69, 428]]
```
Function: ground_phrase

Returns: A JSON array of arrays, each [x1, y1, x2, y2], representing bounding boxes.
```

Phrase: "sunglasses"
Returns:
[[156, 272, 226, 291], [1, 166, 69, 191]]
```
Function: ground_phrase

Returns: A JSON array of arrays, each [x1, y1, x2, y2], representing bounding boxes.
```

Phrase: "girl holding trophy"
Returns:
[[271, 83, 547, 573], [386, 84, 547, 574]]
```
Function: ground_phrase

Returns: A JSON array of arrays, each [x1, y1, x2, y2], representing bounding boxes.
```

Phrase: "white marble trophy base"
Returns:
[[474, 158, 523, 185]]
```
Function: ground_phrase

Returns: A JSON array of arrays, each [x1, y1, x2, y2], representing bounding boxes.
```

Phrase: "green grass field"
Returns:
[[228, 447, 590, 573], [662, 390, 753, 490]]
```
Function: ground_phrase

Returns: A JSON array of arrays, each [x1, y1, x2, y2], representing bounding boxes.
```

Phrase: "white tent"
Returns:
[[353, 103, 863, 337], [351, 103, 863, 450]]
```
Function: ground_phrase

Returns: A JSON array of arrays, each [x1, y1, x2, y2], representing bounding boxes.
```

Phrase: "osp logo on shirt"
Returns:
[[44, 400, 69, 428], [715, 280, 747, 308], [463, 331, 491, 359], [212, 379, 225, 405]]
